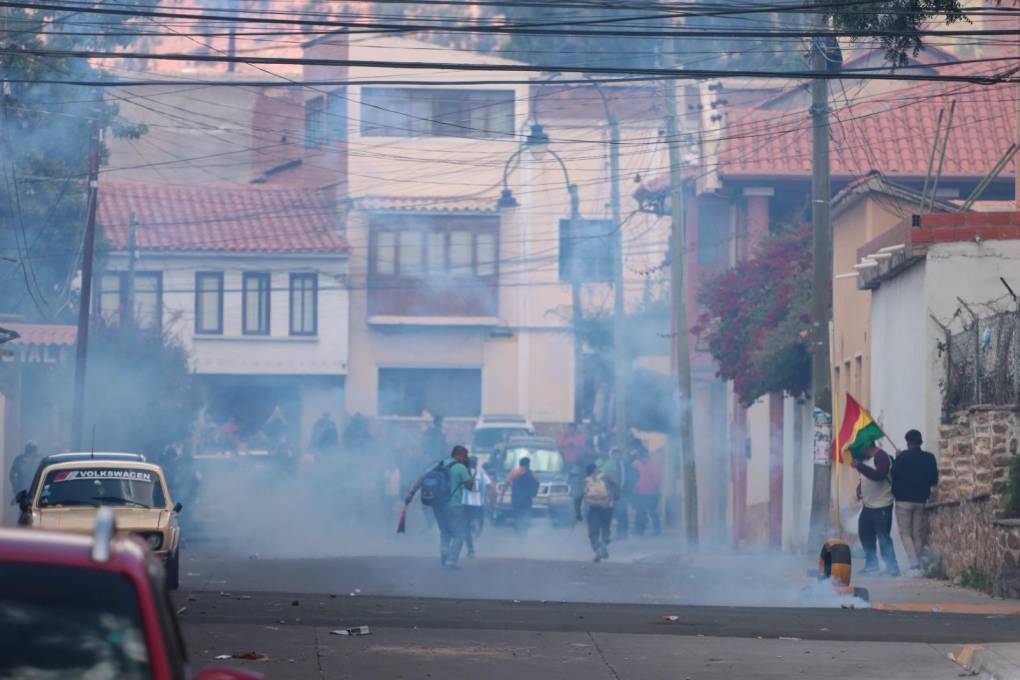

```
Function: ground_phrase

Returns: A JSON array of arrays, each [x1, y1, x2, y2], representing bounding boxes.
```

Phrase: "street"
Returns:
[[173, 528, 1020, 679]]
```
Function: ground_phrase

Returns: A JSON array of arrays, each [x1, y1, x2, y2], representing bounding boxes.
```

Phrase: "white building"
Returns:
[[860, 211, 1020, 455], [96, 181, 350, 448]]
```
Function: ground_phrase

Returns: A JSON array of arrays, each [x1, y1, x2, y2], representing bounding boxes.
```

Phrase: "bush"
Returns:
[[958, 566, 993, 594]]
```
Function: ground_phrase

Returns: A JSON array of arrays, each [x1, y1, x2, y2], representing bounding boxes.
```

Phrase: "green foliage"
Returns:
[[825, 0, 965, 66], [958, 565, 993, 593], [0, 0, 155, 319], [693, 223, 812, 406], [83, 323, 200, 457]]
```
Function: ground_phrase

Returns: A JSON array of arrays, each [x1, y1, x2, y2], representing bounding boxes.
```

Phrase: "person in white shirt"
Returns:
[[463, 456, 492, 558]]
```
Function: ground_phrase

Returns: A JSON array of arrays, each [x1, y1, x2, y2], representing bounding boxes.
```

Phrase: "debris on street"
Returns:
[[331, 626, 372, 636]]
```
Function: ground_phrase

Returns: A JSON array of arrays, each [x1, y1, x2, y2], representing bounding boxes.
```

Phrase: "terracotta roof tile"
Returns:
[[718, 80, 1015, 180], [98, 181, 348, 254], [354, 195, 498, 213]]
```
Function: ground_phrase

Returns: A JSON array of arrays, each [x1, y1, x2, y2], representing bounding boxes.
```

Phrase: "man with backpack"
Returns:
[[575, 463, 619, 562], [405, 445, 474, 568]]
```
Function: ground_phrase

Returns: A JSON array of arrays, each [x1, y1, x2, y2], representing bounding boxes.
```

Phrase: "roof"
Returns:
[[717, 78, 1015, 180], [98, 181, 349, 255], [2, 323, 76, 347], [39, 453, 147, 467], [857, 211, 1020, 289], [355, 195, 499, 213], [830, 171, 959, 218], [0, 526, 149, 571]]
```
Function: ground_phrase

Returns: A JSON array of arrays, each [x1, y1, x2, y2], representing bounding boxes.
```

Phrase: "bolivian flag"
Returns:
[[836, 394, 884, 463]]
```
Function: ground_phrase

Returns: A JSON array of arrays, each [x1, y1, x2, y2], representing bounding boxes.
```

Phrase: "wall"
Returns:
[[928, 406, 1020, 596], [105, 252, 350, 377], [869, 260, 927, 449]]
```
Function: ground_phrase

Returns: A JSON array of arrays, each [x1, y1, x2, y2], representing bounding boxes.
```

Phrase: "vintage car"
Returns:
[[0, 512, 262, 680], [16, 452, 183, 588], [488, 436, 573, 524], [470, 415, 535, 467]]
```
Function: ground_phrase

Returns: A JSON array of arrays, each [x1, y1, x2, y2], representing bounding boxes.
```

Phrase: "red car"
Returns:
[[0, 508, 263, 680]]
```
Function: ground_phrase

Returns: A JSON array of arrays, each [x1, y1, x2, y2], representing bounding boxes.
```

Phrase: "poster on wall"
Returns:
[[813, 407, 832, 465]]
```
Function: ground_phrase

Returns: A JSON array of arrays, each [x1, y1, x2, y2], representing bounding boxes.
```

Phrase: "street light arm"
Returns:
[[501, 144, 525, 194], [582, 73, 617, 126], [546, 147, 579, 218]]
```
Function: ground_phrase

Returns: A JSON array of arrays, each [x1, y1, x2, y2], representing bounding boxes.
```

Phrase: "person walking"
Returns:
[[575, 463, 619, 562], [9, 441, 40, 495], [892, 429, 939, 575], [463, 456, 491, 558], [631, 449, 662, 536], [506, 457, 539, 536], [557, 423, 585, 466], [602, 448, 634, 540], [852, 442, 900, 576], [311, 412, 340, 452], [405, 445, 474, 568]]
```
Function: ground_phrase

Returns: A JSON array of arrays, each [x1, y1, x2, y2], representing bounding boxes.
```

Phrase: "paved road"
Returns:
[[177, 591, 1007, 679]]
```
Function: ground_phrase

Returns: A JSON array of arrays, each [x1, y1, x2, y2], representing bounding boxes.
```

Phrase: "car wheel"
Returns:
[[166, 550, 180, 590]]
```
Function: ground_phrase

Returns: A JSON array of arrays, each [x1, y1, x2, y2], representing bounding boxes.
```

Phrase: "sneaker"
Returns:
[[593, 554, 602, 563], [444, 562, 460, 570], [599, 546, 609, 560], [467, 550, 476, 559], [885, 568, 901, 578], [859, 564, 880, 575]]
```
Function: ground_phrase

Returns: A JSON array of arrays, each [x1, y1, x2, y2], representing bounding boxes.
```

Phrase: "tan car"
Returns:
[[16, 452, 183, 588]]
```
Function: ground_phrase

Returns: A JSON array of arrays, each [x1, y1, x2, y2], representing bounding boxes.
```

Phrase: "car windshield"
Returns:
[[38, 468, 165, 509], [472, 427, 531, 451], [0, 563, 151, 680], [502, 447, 564, 473]]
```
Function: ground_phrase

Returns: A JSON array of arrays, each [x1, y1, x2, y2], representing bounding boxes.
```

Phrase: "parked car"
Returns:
[[470, 415, 535, 466], [0, 511, 262, 680], [489, 436, 573, 525], [16, 452, 184, 589]]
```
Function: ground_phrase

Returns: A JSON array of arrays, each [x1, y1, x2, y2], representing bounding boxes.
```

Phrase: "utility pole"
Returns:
[[662, 55, 698, 545], [70, 99, 102, 450], [125, 211, 137, 326], [609, 111, 628, 452], [807, 28, 835, 544]]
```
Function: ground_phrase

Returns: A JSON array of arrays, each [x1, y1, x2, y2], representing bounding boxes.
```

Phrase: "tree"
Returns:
[[693, 223, 812, 406], [0, 0, 154, 319], [82, 323, 200, 457]]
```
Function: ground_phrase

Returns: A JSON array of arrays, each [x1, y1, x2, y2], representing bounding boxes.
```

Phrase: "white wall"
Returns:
[[104, 252, 350, 376], [870, 261, 927, 454]]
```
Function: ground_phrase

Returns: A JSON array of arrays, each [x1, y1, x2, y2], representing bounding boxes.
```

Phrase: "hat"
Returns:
[[905, 429, 923, 445]]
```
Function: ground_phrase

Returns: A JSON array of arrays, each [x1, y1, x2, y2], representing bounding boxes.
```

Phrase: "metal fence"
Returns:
[[943, 310, 1020, 415]]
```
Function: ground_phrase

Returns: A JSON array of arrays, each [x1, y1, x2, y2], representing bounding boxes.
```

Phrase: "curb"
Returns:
[[954, 645, 1020, 680]]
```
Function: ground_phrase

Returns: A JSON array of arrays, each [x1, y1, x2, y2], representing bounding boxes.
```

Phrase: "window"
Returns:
[[133, 272, 162, 333], [378, 368, 482, 417], [305, 95, 325, 149], [242, 272, 271, 335], [98, 273, 123, 325], [361, 88, 515, 138], [698, 201, 728, 266], [289, 273, 317, 336], [96, 271, 162, 332], [195, 272, 223, 334], [369, 215, 499, 317], [326, 89, 346, 142]]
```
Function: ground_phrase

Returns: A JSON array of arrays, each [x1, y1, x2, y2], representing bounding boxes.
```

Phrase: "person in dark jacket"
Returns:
[[508, 457, 539, 536], [891, 429, 939, 574]]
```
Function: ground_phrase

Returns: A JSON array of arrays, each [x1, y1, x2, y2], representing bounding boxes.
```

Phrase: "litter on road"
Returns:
[[663, 615, 680, 622], [331, 626, 372, 636]]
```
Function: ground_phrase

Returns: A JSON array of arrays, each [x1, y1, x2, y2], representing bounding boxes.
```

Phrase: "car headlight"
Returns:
[[143, 533, 162, 550]]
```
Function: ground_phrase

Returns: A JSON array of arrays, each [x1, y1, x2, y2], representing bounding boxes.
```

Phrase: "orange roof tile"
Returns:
[[98, 181, 348, 255]]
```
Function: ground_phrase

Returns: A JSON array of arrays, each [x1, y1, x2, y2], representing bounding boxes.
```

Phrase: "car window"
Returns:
[[502, 447, 564, 473], [38, 468, 166, 509], [0, 563, 152, 680], [471, 427, 532, 450]]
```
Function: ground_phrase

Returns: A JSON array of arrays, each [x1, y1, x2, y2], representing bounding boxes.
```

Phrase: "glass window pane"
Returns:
[[449, 231, 472, 276], [100, 274, 122, 325], [327, 89, 346, 142], [427, 232, 445, 273], [305, 96, 325, 148], [398, 231, 423, 276], [197, 274, 221, 333], [476, 232, 496, 276], [244, 274, 269, 334], [133, 274, 160, 331], [290, 275, 316, 335], [375, 232, 395, 275]]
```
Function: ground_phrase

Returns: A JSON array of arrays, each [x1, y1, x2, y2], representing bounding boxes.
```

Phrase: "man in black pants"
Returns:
[[575, 463, 620, 562], [852, 443, 900, 576]]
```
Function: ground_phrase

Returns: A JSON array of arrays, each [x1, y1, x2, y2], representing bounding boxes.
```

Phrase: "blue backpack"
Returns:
[[420, 461, 452, 507]]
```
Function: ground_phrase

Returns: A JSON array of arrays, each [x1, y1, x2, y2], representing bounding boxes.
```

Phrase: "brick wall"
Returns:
[[927, 406, 1020, 595]]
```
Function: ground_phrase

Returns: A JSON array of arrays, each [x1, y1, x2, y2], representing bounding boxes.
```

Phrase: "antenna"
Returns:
[[90, 425, 96, 458]]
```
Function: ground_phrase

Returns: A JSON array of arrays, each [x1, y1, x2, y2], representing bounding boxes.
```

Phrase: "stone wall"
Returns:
[[927, 406, 1020, 596]]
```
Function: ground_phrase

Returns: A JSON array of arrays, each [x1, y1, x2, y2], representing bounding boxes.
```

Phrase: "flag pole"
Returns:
[[833, 390, 842, 535]]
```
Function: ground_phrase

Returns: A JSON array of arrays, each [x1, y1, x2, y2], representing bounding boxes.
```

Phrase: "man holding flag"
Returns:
[[836, 395, 900, 577]]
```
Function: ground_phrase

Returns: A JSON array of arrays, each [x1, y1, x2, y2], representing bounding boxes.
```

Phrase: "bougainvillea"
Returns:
[[692, 223, 813, 406]]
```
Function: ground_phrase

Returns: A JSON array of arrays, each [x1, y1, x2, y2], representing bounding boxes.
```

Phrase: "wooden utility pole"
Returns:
[[70, 100, 102, 450], [662, 58, 698, 545], [807, 30, 835, 544], [125, 212, 137, 325], [609, 112, 628, 453]]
